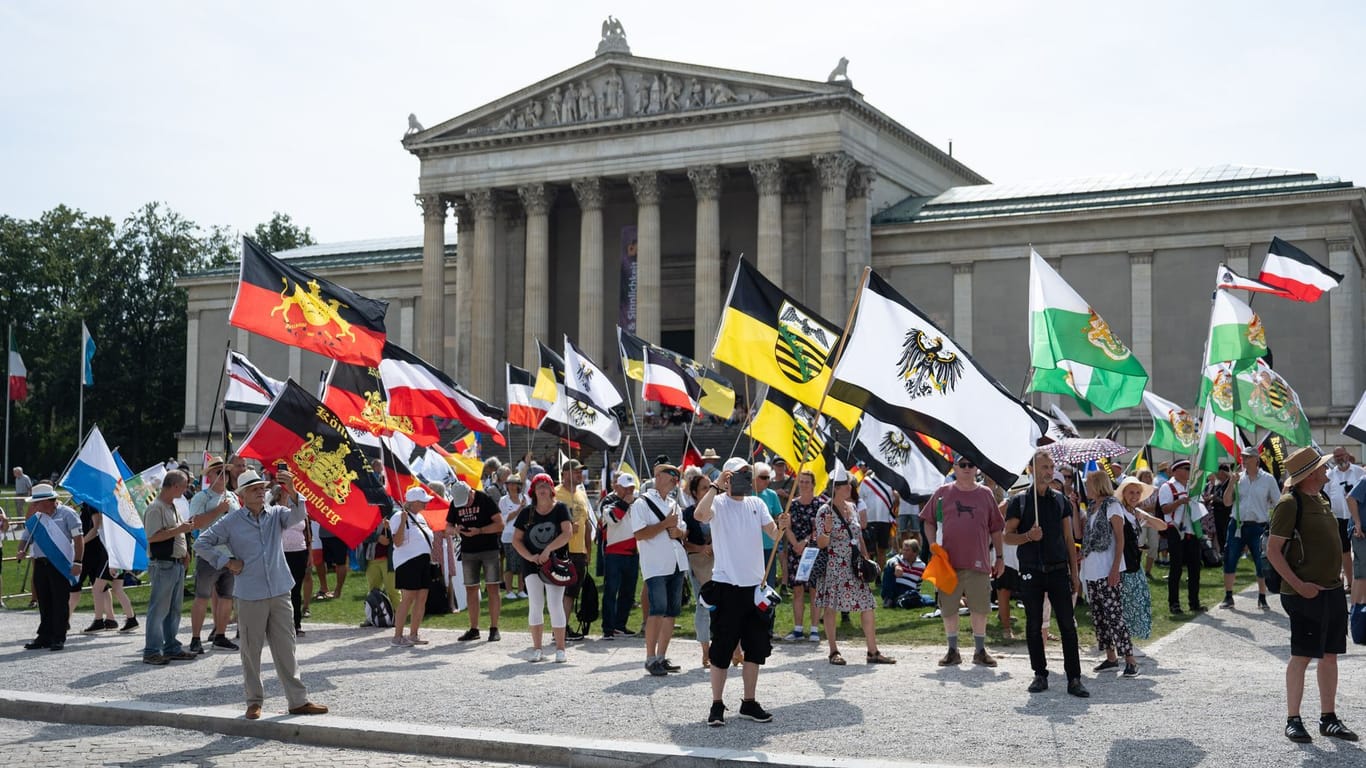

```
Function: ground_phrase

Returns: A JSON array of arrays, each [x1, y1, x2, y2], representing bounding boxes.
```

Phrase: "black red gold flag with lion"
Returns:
[[229, 237, 389, 366], [238, 379, 389, 547]]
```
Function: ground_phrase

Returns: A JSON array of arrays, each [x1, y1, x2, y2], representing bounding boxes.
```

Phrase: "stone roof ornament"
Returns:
[[597, 16, 631, 56], [406, 113, 423, 136], [827, 57, 851, 87]]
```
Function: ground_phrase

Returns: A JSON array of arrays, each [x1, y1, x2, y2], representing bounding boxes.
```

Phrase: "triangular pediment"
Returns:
[[405, 53, 856, 147]]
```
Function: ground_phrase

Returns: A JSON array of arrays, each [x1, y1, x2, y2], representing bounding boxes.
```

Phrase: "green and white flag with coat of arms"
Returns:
[[1027, 250, 1148, 413], [1141, 390, 1199, 454]]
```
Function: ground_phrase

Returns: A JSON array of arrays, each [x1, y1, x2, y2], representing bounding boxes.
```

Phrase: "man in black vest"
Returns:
[[1004, 449, 1087, 698]]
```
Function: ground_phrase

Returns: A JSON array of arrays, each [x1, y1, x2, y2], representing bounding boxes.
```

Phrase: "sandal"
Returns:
[[828, 651, 847, 666], [866, 651, 896, 665]]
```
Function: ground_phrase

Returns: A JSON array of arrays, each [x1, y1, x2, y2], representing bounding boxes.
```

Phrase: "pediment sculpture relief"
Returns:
[[466, 67, 782, 137]]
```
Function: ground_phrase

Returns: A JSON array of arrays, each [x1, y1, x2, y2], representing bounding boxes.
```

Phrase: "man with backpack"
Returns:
[[1266, 447, 1357, 744], [1157, 460, 1205, 614]]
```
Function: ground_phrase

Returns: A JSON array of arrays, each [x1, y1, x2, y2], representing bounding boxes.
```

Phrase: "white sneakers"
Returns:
[[555, 650, 567, 663], [529, 648, 567, 663]]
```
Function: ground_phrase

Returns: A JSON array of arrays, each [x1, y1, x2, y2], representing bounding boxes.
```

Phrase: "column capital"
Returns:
[[846, 165, 876, 200], [813, 151, 856, 190], [1129, 251, 1153, 266], [415, 193, 448, 222], [571, 177, 605, 211], [628, 171, 663, 205], [468, 188, 498, 219], [952, 261, 974, 276], [451, 199, 474, 232], [1327, 238, 1355, 254], [517, 183, 554, 216], [748, 159, 785, 196], [687, 166, 724, 201]]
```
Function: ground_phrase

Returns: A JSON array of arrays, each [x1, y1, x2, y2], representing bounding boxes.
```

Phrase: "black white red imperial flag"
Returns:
[[229, 237, 389, 366], [237, 379, 389, 548]]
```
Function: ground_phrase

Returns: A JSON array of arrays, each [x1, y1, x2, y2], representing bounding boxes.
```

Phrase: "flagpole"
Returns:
[[4, 323, 12, 478], [77, 321, 84, 451], [204, 340, 232, 460]]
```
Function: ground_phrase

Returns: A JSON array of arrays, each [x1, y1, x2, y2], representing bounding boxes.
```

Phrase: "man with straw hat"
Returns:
[[1267, 447, 1356, 743]]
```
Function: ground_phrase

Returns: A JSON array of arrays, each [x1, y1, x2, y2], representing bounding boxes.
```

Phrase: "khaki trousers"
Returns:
[[237, 594, 308, 708]]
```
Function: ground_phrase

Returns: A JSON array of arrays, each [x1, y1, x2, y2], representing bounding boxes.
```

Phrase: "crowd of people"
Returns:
[[3, 440, 1361, 737]]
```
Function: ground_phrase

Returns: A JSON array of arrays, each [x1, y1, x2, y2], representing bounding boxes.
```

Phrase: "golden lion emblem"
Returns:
[[271, 278, 356, 347], [354, 390, 415, 435], [1169, 408, 1197, 449], [1246, 313, 1268, 349], [1085, 309, 1131, 361], [292, 432, 358, 505], [1211, 367, 1235, 411]]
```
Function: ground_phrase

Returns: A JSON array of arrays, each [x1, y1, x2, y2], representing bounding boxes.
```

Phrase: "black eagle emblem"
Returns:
[[576, 362, 594, 390], [896, 329, 964, 399], [567, 399, 598, 427], [878, 431, 913, 468]]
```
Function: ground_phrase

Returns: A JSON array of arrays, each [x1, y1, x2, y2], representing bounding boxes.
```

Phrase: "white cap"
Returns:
[[616, 473, 637, 488], [722, 457, 748, 473], [405, 486, 434, 503]]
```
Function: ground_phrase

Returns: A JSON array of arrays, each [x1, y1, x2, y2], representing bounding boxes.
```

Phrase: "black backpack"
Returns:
[[1263, 490, 1327, 594], [574, 573, 600, 635], [364, 588, 394, 628], [425, 563, 451, 615]]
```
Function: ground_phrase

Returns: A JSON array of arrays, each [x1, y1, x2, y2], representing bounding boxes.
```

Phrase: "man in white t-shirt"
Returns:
[[1326, 447, 1366, 592], [694, 457, 789, 727], [631, 466, 689, 676]]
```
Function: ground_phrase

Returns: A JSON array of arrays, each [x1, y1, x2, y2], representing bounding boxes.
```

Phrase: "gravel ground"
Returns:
[[0, 589, 1360, 767]]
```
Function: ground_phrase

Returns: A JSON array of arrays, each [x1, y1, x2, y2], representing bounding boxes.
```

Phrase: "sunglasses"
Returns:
[[756, 475, 771, 480], [956, 460, 975, 469]]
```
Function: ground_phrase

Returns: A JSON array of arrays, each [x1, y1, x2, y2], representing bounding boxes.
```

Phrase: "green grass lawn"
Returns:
[[3, 534, 1265, 648]]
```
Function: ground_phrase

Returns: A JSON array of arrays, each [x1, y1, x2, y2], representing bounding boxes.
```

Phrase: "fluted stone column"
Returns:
[[845, 165, 875, 303], [417, 193, 448, 368], [629, 172, 663, 345], [1328, 239, 1360, 406], [952, 262, 974, 354], [1129, 252, 1154, 379], [572, 177, 606, 361], [781, 174, 809, 300], [814, 152, 855, 318], [468, 188, 498, 398], [749, 159, 784, 284], [451, 200, 474, 381], [518, 183, 552, 368], [688, 166, 723, 361]]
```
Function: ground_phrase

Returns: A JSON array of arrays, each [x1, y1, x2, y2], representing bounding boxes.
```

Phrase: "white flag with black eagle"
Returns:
[[225, 350, 283, 413], [851, 412, 945, 500], [829, 270, 1046, 486]]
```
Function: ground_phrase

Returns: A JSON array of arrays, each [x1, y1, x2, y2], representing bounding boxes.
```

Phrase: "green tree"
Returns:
[[251, 212, 315, 254]]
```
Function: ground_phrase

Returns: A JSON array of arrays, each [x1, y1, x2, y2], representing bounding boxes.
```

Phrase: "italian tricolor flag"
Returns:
[[1027, 250, 1148, 413], [1205, 289, 1268, 368]]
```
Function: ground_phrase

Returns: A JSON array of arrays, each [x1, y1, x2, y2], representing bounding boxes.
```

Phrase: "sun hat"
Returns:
[[236, 470, 268, 490], [24, 483, 60, 503], [1285, 447, 1332, 486]]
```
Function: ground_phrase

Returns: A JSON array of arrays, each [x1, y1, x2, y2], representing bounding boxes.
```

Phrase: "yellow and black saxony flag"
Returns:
[[229, 237, 389, 366], [712, 259, 860, 427], [745, 388, 835, 494], [237, 379, 389, 548]]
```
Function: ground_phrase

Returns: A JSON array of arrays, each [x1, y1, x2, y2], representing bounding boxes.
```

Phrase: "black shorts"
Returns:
[[78, 547, 110, 589], [321, 537, 349, 568], [564, 553, 589, 598], [1339, 518, 1352, 554], [992, 565, 1020, 593], [707, 582, 773, 667], [864, 522, 892, 550], [1281, 586, 1348, 659], [394, 554, 432, 592]]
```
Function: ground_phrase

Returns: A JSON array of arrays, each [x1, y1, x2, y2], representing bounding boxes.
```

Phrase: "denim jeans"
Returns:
[[601, 553, 639, 632], [645, 568, 685, 617], [1223, 521, 1266, 577], [687, 566, 711, 643], [143, 560, 186, 658]]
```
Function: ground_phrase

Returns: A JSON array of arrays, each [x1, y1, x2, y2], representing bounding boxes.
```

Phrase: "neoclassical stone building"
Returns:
[[178, 25, 1366, 458]]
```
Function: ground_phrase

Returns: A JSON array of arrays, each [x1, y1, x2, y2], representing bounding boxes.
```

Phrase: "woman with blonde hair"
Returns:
[[1116, 475, 1169, 646], [1079, 471, 1137, 675]]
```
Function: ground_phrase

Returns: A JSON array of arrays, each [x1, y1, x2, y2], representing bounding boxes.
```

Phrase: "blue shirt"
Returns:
[[196, 498, 306, 601], [757, 488, 782, 548]]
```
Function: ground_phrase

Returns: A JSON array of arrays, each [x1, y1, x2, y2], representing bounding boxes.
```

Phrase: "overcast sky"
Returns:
[[3, 1, 1362, 243]]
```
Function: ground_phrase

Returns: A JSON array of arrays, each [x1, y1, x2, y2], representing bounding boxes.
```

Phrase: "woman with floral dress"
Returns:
[[1116, 476, 1168, 643], [781, 470, 823, 642], [813, 473, 895, 666]]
